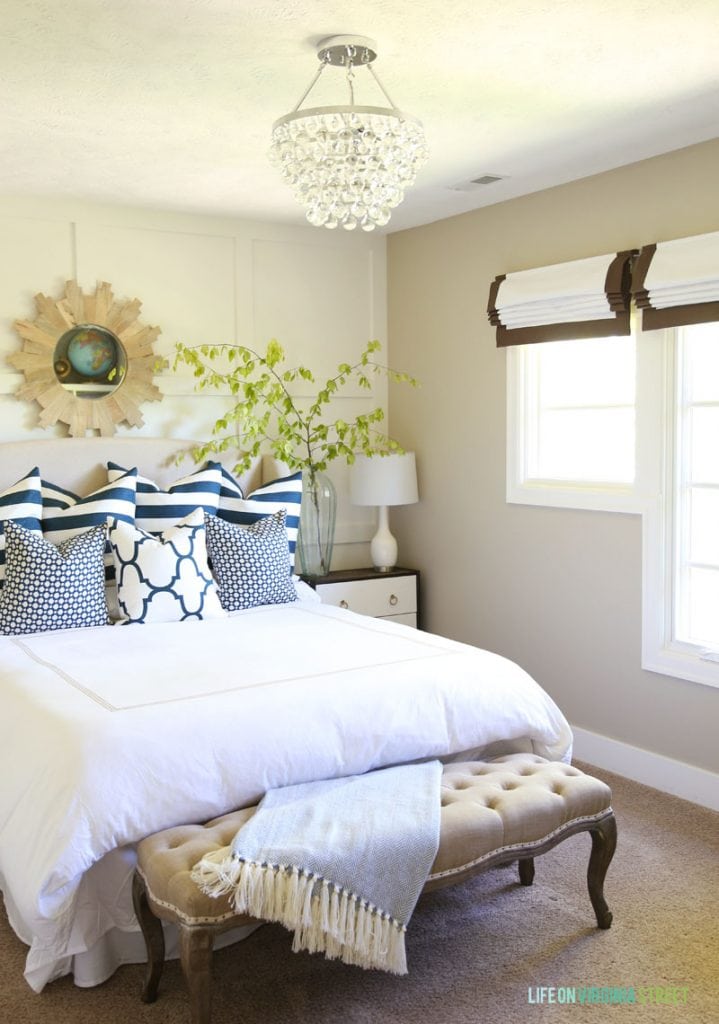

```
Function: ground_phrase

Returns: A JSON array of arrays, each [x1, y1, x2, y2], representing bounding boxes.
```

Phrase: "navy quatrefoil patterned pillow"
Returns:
[[205, 510, 297, 611], [0, 520, 109, 635], [108, 508, 226, 624]]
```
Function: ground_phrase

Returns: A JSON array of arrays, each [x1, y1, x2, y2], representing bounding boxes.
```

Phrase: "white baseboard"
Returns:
[[571, 726, 719, 813]]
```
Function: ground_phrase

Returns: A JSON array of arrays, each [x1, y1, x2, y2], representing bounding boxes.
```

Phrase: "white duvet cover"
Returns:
[[0, 602, 571, 991]]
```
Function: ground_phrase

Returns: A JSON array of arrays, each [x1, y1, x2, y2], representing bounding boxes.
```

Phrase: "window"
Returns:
[[506, 333, 645, 513], [674, 323, 719, 650], [526, 336, 635, 483], [507, 322, 719, 689]]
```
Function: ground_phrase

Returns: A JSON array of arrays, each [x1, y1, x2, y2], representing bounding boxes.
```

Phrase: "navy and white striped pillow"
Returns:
[[0, 468, 43, 587], [40, 478, 78, 512], [107, 461, 222, 534], [213, 466, 303, 570], [42, 471, 138, 581]]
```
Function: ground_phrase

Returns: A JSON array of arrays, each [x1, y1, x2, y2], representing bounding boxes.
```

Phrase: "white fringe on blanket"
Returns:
[[191, 852, 408, 974]]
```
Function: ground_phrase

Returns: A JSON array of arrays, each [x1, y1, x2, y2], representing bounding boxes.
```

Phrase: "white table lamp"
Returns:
[[350, 452, 419, 571]]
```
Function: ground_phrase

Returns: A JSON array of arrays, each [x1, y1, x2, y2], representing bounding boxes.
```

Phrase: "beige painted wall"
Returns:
[[0, 196, 388, 568], [387, 138, 719, 774]]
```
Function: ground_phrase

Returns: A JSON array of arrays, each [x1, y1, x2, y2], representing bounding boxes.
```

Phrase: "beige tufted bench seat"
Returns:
[[132, 754, 617, 1024]]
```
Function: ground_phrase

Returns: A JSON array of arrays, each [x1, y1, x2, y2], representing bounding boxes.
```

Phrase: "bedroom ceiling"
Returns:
[[2, 0, 718, 234]]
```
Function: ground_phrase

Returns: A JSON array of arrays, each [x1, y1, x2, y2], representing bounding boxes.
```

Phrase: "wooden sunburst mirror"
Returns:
[[10, 280, 163, 436]]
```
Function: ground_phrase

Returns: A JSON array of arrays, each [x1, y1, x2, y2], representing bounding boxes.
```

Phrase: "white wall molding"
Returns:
[[154, 376, 387, 400], [572, 725, 719, 812]]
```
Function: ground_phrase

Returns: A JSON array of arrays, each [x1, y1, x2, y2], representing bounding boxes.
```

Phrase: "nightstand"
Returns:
[[302, 567, 420, 628]]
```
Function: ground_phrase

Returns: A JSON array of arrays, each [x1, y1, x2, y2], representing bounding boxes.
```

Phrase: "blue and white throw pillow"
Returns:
[[212, 466, 303, 570], [107, 461, 223, 534], [42, 471, 138, 581], [40, 478, 78, 512], [0, 520, 109, 635], [108, 508, 226, 624], [205, 511, 297, 611], [0, 468, 43, 587]]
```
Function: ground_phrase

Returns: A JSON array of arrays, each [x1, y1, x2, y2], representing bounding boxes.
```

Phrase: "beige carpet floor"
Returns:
[[1, 762, 717, 1024]]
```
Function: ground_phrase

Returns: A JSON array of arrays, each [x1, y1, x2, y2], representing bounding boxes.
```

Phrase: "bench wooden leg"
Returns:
[[587, 812, 617, 929], [132, 871, 166, 1003], [179, 925, 215, 1024], [518, 857, 535, 886]]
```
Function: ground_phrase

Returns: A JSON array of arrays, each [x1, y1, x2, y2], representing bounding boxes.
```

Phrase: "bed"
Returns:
[[0, 437, 572, 994]]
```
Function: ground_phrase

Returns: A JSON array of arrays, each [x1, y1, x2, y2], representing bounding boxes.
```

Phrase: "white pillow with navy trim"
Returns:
[[0, 467, 43, 587], [212, 466, 302, 570], [109, 508, 226, 624], [41, 471, 138, 582], [107, 461, 222, 534], [0, 520, 109, 635], [205, 510, 297, 611]]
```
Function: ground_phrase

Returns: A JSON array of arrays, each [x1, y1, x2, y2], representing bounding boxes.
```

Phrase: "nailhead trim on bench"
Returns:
[[427, 808, 612, 882]]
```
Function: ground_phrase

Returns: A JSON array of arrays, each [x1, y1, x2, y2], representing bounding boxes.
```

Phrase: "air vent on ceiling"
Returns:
[[449, 174, 507, 192], [472, 174, 505, 185]]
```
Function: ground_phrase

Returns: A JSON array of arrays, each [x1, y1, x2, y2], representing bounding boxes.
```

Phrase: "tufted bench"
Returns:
[[132, 754, 617, 1024]]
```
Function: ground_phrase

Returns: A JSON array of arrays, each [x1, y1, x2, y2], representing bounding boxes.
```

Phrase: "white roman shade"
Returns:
[[632, 231, 719, 330], [487, 251, 635, 347]]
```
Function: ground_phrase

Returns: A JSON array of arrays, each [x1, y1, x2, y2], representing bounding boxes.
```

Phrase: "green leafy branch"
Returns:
[[173, 338, 419, 478]]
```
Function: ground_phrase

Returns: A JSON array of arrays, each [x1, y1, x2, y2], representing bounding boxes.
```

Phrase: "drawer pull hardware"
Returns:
[[389, 594, 398, 606], [339, 599, 349, 609]]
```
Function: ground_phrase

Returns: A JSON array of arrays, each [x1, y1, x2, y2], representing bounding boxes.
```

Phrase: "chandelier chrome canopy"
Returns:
[[269, 35, 429, 232]]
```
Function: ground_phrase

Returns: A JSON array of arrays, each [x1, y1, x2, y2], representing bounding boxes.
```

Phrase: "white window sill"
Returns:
[[507, 480, 647, 515], [642, 643, 719, 690]]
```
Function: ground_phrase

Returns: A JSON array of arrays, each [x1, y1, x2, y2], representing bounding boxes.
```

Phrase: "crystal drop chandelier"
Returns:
[[269, 35, 429, 232]]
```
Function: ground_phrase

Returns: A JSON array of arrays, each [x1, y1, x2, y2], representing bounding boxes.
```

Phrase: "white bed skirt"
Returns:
[[68, 917, 260, 991], [3, 843, 259, 991]]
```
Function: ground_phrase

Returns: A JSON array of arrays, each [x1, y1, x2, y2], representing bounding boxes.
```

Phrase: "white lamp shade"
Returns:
[[350, 452, 418, 507]]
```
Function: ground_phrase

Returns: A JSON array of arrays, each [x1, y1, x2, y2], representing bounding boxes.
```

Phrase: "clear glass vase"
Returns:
[[297, 470, 337, 578]]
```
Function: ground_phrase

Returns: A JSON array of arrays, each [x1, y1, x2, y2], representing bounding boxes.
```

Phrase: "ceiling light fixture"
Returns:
[[269, 35, 429, 232]]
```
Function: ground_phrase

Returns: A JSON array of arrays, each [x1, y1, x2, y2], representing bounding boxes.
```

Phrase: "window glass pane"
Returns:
[[683, 322, 719, 402], [675, 323, 719, 654], [689, 407, 719, 484], [687, 567, 719, 647], [689, 488, 719, 566], [536, 408, 635, 482], [537, 337, 635, 407]]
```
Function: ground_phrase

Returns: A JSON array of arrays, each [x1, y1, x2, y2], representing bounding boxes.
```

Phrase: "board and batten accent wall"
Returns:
[[387, 137, 719, 790], [0, 197, 388, 569]]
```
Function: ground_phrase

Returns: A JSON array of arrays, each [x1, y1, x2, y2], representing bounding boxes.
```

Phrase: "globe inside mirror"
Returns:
[[53, 324, 128, 399]]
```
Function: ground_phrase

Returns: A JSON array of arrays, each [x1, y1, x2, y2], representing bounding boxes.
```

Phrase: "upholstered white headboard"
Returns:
[[0, 437, 266, 494]]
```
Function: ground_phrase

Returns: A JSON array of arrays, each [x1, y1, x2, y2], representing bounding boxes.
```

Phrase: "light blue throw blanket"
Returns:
[[192, 760, 442, 973]]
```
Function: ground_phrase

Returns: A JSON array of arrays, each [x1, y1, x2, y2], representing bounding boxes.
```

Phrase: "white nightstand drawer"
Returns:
[[316, 574, 417, 619], [384, 611, 417, 628]]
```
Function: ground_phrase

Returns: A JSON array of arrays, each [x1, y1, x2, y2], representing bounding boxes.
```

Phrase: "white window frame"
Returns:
[[641, 329, 719, 689], [507, 326, 719, 690], [506, 329, 662, 514]]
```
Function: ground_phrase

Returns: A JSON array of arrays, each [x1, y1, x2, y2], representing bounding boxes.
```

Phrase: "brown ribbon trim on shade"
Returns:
[[489, 250, 636, 347], [492, 314, 631, 347], [632, 242, 719, 330]]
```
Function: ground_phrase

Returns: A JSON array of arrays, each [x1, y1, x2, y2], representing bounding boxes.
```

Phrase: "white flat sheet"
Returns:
[[0, 602, 571, 991]]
